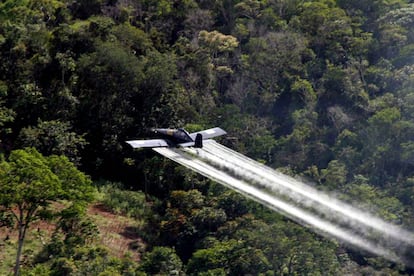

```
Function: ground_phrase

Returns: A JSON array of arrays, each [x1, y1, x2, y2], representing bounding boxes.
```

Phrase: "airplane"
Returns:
[[126, 127, 226, 148]]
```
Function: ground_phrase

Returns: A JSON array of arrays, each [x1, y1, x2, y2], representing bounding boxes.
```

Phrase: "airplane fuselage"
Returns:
[[126, 127, 226, 149], [152, 128, 193, 146]]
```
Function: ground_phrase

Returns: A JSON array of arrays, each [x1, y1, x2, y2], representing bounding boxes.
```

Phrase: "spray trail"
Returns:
[[154, 144, 414, 267], [153, 147, 400, 262], [197, 141, 414, 246]]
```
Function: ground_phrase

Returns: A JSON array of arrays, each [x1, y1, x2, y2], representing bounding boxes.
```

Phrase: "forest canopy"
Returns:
[[1, 0, 414, 275]]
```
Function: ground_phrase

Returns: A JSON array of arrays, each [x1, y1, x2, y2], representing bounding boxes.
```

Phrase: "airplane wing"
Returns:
[[178, 141, 195, 147], [189, 127, 227, 140], [178, 139, 215, 148], [126, 139, 169, 148]]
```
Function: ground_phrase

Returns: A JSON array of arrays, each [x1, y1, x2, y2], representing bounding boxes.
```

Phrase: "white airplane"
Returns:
[[126, 127, 226, 148]]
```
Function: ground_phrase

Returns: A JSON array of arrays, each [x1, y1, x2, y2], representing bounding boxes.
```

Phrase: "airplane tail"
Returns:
[[194, 133, 203, 148]]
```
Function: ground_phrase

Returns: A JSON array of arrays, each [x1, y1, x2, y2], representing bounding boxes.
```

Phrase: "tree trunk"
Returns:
[[14, 221, 27, 276]]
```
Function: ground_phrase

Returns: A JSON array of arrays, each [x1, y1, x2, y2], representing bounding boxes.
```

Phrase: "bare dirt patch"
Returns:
[[0, 202, 144, 268], [87, 203, 144, 261]]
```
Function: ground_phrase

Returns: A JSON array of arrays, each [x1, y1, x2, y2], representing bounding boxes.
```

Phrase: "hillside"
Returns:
[[1, 0, 414, 274], [0, 202, 142, 274]]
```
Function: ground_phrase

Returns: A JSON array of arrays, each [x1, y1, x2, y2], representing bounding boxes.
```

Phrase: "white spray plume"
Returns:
[[153, 143, 414, 268]]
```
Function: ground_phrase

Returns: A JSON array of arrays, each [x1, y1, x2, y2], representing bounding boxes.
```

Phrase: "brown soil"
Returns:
[[0, 203, 144, 262], [87, 203, 144, 261]]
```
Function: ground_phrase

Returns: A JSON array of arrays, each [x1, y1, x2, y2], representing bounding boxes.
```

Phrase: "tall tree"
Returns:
[[0, 148, 94, 276]]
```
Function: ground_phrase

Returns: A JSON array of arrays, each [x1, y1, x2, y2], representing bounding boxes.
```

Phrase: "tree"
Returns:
[[274, 108, 320, 170], [197, 30, 239, 94], [359, 107, 404, 185], [209, 104, 276, 162], [48, 245, 128, 276], [139, 246, 183, 275], [236, 30, 310, 118], [0, 81, 15, 145], [216, 190, 249, 220], [343, 175, 405, 222], [292, 1, 353, 64], [158, 189, 229, 262], [160, 189, 205, 260], [186, 239, 269, 275], [215, 216, 340, 275], [319, 159, 348, 190], [0, 147, 94, 276], [17, 120, 87, 164]]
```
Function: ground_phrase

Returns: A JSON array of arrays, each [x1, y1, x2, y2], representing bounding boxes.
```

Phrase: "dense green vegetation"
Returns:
[[1, 0, 414, 274]]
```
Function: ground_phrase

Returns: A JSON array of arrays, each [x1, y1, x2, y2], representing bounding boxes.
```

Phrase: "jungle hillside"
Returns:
[[1, 0, 414, 275]]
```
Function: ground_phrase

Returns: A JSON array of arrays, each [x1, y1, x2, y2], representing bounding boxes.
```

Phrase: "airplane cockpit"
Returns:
[[175, 128, 192, 142]]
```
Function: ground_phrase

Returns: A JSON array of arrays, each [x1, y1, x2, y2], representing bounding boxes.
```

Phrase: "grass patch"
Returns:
[[98, 183, 149, 219], [87, 203, 146, 260], [0, 225, 52, 275]]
